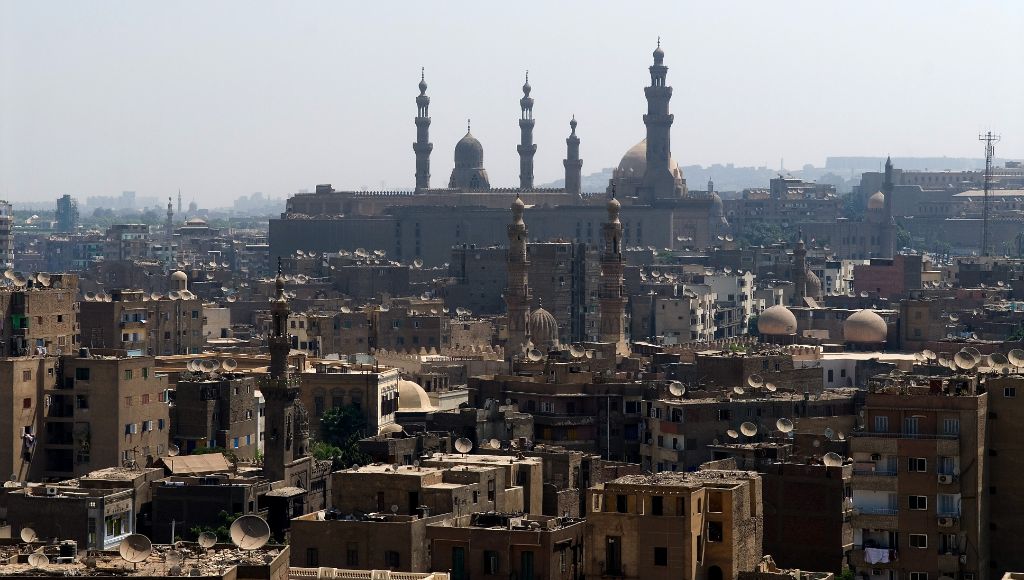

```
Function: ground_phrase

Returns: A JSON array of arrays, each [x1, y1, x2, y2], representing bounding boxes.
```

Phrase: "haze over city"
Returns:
[[2, 0, 1022, 204]]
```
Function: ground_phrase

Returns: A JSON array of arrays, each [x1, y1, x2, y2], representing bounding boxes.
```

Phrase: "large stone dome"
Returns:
[[397, 378, 434, 412], [757, 305, 798, 336], [616, 139, 680, 178], [454, 131, 483, 168], [529, 306, 559, 351], [868, 191, 885, 210], [844, 309, 888, 344]]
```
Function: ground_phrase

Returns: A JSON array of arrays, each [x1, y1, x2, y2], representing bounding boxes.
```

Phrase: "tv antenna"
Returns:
[[979, 131, 1000, 257]]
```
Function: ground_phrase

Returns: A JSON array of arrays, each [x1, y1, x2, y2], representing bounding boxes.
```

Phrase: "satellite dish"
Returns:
[[227, 295, 237, 303], [740, 422, 758, 437], [988, 353, 1008, 369], [36, 273, 51, 287], [668, 381, 685, 397], [488, 438, 501, 450], [28, 553, 49, 567], [837, 432, 846, 441], [169, 290, 181, 300], [412, 258, 424, 268], [151, 292, 162, 301], [167, 444, 180, 457], [954, 351, 977, 370], [822, 452, 843, 467], [1008, 349, 1024, 367], [197, 532, 217, 549], [341, 305, 352, 313], [390, 504, 399, 514], [84, 291, 96, 302], [859, 290, 869, 298], [733, 386, 745, 396], [527, 349, 543, 362], [726, 429, 739, 439], [221, 358, 238, 372], [764, 382, 777, 392], [20, 527, 37, 542], [747, 374, 763, 388], [964, 346, 982, 360], [949, 313, 960, 322], [569, 344, 585, 358], [454, 438, 473, 454], [119, 534, 153, 563], [229, 516, 271, 550], [201, 359, 219, 372], [824, 427, 835, 441], [776, 418, 794, 433]]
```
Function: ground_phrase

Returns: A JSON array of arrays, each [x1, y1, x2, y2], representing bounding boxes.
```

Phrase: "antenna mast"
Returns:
[[979, 131, 1000, 257]]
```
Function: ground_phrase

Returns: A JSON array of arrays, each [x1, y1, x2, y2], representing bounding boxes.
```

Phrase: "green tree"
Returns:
[[737, 222, 784, 248], [317, 407, 371, 469], [896, 224, 911, 250], [189, 510, 239, 542]]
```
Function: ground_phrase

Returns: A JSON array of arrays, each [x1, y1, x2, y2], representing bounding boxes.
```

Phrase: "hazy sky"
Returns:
[[2, 1, 1022, 205]]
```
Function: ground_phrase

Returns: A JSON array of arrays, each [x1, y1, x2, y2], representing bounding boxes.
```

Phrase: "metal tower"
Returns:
[[979, 131, 1000, 257]]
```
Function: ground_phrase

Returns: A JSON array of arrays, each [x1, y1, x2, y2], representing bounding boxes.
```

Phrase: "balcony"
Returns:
[[532, 414, 595, 427], [850, 545, 897, 569], [851, 507, 898, 529], [851, 468, 898, 491]]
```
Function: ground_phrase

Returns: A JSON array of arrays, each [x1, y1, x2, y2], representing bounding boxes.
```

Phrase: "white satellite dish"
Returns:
[[488, 438, 501, 450], [221, 358, 238, 372], [726, 429, 739, 439], [668, 381, 685, 397], [740, 422, 758, 437], [454, 438, 473, 454], [227, 295, 237, 303], [764, 382, 777, 392], [20, 527, 37, 543], [197, 532, 217, 549], [988, 352, 1008, 369], [837, 432, 846, 441], [776, 418, 794, 433], [822, 452, 843, 467], [229, 515, 271, 550], [569, 344, 585, 358], [747, 374, 763, 388], [954, 351, 977, 370], [527, 349, 543, 362], [84, 291, 96, 302], [201, 359, 219, 372], [733, 386, 745, 396], [413, 258, 424, 268], [28, 553, 49, 567], [119, 534, 153, 563], [1009, 349, 1024, 367]]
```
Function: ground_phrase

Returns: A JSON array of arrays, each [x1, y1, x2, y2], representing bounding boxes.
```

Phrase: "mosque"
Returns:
[[270, 43, 729, 266]]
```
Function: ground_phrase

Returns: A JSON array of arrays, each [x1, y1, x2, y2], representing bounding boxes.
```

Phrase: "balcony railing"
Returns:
[[853, 468, 897, 476], [853, 507, 898, 516], [855, 431, 958, 440]]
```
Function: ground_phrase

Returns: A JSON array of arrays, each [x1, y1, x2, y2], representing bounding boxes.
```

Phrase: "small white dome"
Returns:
[[397, 379, 434, 412]]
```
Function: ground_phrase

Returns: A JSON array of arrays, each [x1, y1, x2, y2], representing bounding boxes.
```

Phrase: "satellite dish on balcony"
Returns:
[[454, 438, 473, 454], [229, 516, 271, 550], [20, 527, 38, 543], [197, 532, 217, 549], [569, 344, 585, 359], [201, 359, 219, 372], [823, 452, 843, 467], [119, 534, 153, 563], [776, 418, 794, 433], [740, 422, 758, 437], [668, 381, 685, 397], [84, 291, 96, 302]]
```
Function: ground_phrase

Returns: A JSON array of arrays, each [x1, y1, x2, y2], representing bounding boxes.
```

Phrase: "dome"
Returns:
[[710, 192, 725, 217], [185, 217, 207, 226], [170, 271, 188, 282], [607, 196, 621, 221], [844, 309, 888, 344], [868, 191, 885, 210], [616, 139, 680, 178], [805, 269, 823, 299], [758, 305, 798, 336], [397, 379, 434, 412], [454, 131, 484, 168], [529, 306, 559, 350]]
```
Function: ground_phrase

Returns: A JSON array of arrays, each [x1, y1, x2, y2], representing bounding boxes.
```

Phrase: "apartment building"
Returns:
[[79, 289, 204, 355], [849, 376, 986, 580], [0, 274, 80, 356]]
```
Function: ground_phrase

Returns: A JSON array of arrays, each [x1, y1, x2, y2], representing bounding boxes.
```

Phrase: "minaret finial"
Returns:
[[421, 67, 424, 82], [657, 36, 661, 48], [277, 256, 283, 277], [467, 118, 471, 133]]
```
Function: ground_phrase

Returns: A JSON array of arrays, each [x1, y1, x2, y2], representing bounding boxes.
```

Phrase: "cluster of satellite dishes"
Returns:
[[18, 515, 271, 572], [2, 270, 59, 289], [911, 347, 1024, 374], [186, 358, 238, 374], [84, 289, 198, 302], [730, 374, 779, 398]]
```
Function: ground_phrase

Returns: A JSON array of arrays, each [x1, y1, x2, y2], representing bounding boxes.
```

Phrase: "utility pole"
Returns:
[[979, 131, 1000, 257]]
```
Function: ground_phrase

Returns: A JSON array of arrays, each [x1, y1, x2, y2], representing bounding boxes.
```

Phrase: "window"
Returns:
[[483, 550, 499, 575], [652, 496, 664, 516], [124, 396, 133, 407], [22, 397, 31, 409], [142, 367, 149, 379], [616, 494, 627, 513], [22, 370, 31, 381], [909, 573, 928, 580], [909, 495, 928, 510], [346, 543, 359, 567], [654, 547, 668, 566], [123, 369, 133, 380], [904, 417, 920, 435], [940, 456, 956, 475], [305, 548, 319, 567], [384, 551, 400, 569], [141, 394, 150, 405], [707, 521, 724, 542], [605, 537, 622, 576], [76, 395, 89, 409], [910, 534, 928, 548], [1005, 387, 1016, 398], [943, 418, 960, 436], [75, 367, 90, 381], [874, 416, 889, 433], [908, 458, 927, 472], [828, 369, 834, 382]]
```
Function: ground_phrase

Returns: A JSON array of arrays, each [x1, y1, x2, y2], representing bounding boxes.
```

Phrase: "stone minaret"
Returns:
[[165, 197, 174, 266], [263, 260, 307, 483], [518, 72, 536, 190], [563, 116, 582, 195], [505, 196, 531, 359], [640, 39, 685, 203], [413, 68, 433, 191], [881, 156, 896, 259], [599, 196, 628, 354], [792, 231, 808, 306]]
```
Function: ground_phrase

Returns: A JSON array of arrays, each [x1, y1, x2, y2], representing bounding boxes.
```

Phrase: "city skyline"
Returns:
[[1, 1, 1022, 204]]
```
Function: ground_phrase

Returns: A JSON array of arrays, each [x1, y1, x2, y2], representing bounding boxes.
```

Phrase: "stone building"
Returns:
[[0, 357, 57, 482], [298, 362, 399, 438], [0, 273, 79, 356], [171, 373, 260, 457], [79, 285, 204, 355], [585, 470, 763, 580], [6, 484, 135, 550]]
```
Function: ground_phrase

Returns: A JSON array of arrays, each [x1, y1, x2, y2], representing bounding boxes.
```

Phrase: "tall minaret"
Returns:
[[563, 116, 582, 195], [505, 196, 531, 359], [517, 72, 536, 190], [640, 39, 685, 203], [599, 196, 628, 355], [792, 230, 808, 306], [165, 197, 174, 266], [413, 68, 433, 192], [263, 259, 307, 483], [881, 156, 896, 259]]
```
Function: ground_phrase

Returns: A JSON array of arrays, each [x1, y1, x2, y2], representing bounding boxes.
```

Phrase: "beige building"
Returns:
[[300, 362, 399, 437], [0, 357, 56, 481], [0, 274, 80, 356], [79, 289, 204, 355], [585, 470, 763, 580]]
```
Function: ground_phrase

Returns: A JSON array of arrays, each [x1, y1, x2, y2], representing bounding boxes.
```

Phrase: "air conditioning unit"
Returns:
[[938, 474, 953, 484], [45, 486, 58, 496]]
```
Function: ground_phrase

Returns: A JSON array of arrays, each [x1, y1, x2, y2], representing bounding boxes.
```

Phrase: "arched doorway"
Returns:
[[708, 565, 724, 580]]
